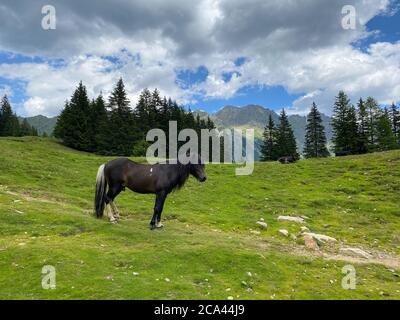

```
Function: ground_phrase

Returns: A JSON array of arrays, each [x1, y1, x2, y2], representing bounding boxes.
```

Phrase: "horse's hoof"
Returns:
[[150, 224, 157, 230], [156, 222, 164, 229], [110, 220, 118, 224]]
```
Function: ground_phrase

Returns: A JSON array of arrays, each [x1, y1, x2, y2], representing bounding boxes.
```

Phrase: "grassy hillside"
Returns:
[[0, 137, 399, 299]]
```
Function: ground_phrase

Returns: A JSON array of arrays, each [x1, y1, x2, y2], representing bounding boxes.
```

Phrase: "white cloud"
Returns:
[[0, 84, 12, 98], [0, 0, 398, 116]]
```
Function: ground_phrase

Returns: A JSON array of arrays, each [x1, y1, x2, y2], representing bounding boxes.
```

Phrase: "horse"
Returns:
[[278, 155, 297, 164], [94, 155, 207, 229]]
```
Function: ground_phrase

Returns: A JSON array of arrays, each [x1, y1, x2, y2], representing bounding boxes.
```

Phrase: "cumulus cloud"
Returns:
[[0, 0, 398, 116]]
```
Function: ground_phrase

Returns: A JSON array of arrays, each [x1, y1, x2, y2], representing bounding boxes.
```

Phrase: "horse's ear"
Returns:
[[198, 153, 204, 164]]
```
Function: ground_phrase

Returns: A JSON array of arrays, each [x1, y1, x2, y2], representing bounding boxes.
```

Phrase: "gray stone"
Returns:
[[279, 229, 289, 237], [256, 221, 268, 229], [303, 232, 337, 243], [278, 216, 305, 223], [339, 247, 372, 259]]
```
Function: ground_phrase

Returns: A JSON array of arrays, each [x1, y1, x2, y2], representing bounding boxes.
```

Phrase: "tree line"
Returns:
[[260, 90, 400, 161], [332, 91, 399, 155], [54, 79, 215, 156], [0, 95, 39, 137]]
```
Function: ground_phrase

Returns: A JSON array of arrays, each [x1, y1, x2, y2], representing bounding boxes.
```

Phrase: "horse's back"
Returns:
[[105, 158, 135, 182]]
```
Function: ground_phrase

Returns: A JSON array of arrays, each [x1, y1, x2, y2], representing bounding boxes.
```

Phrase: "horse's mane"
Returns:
[[172, 161, 190, 191]]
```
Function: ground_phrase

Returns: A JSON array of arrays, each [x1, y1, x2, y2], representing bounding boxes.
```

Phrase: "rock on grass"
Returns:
[[339, 247, 372, 259], [256, 221, 268, 229], [303, 232, 337, 243], [277, 216, 304, 223], [303, 234, 320, 251], [279, 229, 289, 237]]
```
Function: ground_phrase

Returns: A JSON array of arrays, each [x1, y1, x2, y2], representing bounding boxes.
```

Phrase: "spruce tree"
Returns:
[[54, 100, 71, 140], [390, 102, 400, 145], [332, 91, 359, 154], [150, 88, 162, 128], [332, 91, 350, 153], [53, 82, 91, 151], [365, 96, 380, 150], [303, 102, 329, 158], [346, 105, 359, 151], [108, 78, 136, 156], [91, 94, 110, 154], [376, 108, 398, 151], [275, 109, 298, 158], [0, 95, 20, 136], [134, 88, 152, 135], [159, 96, 171, 133], [356, 98, 369, 153], [260, 114, 277, 161]]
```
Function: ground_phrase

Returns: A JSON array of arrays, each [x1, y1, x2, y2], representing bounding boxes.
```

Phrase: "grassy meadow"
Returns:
[[0, 137, 399, 299]]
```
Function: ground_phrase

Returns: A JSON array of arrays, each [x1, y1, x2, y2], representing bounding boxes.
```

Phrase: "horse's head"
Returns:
[[189, 154, 207, 182]]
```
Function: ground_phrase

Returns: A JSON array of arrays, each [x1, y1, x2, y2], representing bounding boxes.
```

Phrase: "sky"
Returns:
[[0, 0, 399, 117]]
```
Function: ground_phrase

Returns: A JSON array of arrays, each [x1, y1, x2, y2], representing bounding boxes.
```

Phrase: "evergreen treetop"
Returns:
[[303, 102, 329, 158]]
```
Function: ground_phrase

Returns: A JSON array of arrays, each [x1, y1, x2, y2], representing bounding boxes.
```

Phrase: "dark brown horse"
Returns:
[[94, 155, 206, 229]]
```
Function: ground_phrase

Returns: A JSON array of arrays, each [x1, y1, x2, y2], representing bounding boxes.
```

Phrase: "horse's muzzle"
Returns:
[[199, 176, 207, 182]]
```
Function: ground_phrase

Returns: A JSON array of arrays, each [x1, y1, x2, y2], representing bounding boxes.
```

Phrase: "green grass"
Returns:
[[0, 137, 399, 299]]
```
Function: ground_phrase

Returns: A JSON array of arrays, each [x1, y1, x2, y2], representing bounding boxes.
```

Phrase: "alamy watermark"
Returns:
[[42, 265, 56, 289], [341, 5, 356, 30], [146, 121, 255, 175], [342, 264, 356, 290], [41, 5, 56, 30]]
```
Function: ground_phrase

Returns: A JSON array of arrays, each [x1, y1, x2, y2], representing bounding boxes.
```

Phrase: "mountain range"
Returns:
[[22, 105, 332, 159]]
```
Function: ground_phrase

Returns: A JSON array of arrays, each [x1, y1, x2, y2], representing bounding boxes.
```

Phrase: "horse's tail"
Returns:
[[94, 164, 107, 218]]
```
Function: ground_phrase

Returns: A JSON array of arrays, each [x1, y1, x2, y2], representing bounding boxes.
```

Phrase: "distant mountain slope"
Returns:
[[20, 115, 58, 135], [214, 104, 278, 129]]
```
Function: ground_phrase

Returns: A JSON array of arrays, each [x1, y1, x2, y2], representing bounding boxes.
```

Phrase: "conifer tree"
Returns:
[[356, 98, 369, 153], [54, 100, 71, 140], [91, 94, 111, 154], [365, 96, 380, 150], [332, 91, 350, 153], [0, 95, 20, 136], [376, 108, 398, 151], [54, 81, 91, 151], [275, 109, 298, 158], [150, 88, 162, 128], [347, 104, 359, 150], [260, 114, 277, 161], [332, 91, 359, 154], [390, 102, 400, 145], [134, 88, 152, 134], [303, 102, 329, 158], [108, 78, 136, 156]]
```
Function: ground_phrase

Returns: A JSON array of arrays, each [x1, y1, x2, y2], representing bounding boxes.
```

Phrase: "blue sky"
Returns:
[[0, 0, 399, 117]]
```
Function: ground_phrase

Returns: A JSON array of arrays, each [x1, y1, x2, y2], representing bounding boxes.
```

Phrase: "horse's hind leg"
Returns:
[[105, 184, 123, 223], [110, 202, 120, 220], [105, 203, 117, 223]]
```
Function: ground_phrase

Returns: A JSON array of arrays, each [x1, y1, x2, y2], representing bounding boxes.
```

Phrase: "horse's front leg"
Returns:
[[150, 192, 167, 230]]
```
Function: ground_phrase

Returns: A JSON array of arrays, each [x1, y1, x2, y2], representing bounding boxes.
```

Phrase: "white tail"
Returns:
[[94, 164, 107, 217]]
